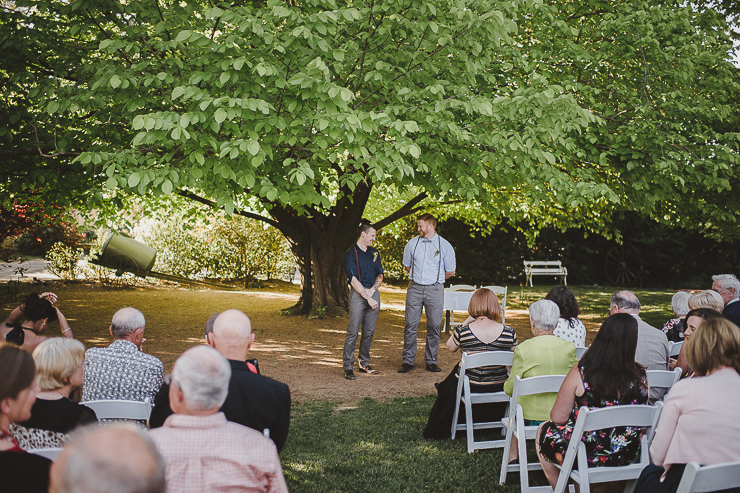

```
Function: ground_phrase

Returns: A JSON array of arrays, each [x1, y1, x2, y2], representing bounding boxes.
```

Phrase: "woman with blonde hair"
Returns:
[[423, 288, 517, 438], [11, 338, 96, 450], [635, 318, 740, 493], [687, 290, 724, 313]]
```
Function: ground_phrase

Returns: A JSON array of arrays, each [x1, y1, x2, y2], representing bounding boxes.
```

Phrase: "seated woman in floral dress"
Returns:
[[536, 314, 649, 489], [423, 288, 516, 439]]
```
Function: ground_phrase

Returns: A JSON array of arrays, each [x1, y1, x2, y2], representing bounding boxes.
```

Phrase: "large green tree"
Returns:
[[1, 0, 738, 314]]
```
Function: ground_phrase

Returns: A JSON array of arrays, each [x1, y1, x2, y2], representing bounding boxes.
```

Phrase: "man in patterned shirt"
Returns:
[[81, 307, 163, 405], [149, 345, 288, 493]]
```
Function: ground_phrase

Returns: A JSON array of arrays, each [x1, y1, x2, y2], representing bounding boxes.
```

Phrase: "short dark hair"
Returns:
[[358, 220, 374, 238], [579, 314, 642, 400], [22, 293, 57, 322], [545, 285, 580, 322], [0, 343, 36, 402], [417, 213, 437, 228]]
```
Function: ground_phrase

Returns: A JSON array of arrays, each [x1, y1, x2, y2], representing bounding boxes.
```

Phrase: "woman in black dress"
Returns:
[[0, 343, 52, 493], [11, 337, 97, 450]]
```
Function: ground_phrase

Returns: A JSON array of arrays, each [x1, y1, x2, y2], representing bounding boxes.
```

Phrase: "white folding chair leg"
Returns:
[[464, 378, 475, 453]]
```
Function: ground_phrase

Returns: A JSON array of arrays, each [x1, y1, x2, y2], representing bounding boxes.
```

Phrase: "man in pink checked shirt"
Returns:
[[149, 345, 288, 493]]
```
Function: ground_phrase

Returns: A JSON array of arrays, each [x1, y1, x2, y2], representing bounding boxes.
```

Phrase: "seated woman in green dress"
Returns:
[[503, 299, 578, 463]]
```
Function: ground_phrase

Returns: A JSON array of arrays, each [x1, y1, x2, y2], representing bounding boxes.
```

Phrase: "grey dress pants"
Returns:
[[343, 289, 381, 369], [402, 281, 444, 365]]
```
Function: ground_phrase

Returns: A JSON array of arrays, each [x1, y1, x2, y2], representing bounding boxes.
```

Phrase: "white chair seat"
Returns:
[[646, 368, 682, 398]]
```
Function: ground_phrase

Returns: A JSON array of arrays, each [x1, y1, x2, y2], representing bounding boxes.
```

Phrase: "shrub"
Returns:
[[45, 242, 83, 280], [135, 214, 294, 284]]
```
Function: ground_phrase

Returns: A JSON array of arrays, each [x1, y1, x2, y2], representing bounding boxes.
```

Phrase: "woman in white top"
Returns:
[[545, 285, 586, 347]]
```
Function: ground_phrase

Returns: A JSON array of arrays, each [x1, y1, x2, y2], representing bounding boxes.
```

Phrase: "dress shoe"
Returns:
[[398, 363, 415, 373], [344, 369, 356, 380], [425, 364, 442, 373], [358, 365, 380, 375]]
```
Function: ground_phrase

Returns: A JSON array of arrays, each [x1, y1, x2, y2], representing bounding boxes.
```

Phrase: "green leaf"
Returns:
[[46, 101, 59, 115], [176, 30, 192, 42], [214, 108, 227, 124], [110, 75, 121, 89], [161, 179, 173, 194], [247, 141, 260, 156], [128, 173, 140, 187], [104, 177, 118, 190], [172, 86, 186, 99]]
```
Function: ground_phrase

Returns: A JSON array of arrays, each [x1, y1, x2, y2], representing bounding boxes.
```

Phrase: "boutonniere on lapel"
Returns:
[[373, 251, 378, 262], [434, 249, 440, 257]]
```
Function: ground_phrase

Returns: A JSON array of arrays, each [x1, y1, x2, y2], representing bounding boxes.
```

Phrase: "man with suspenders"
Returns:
[[342, 222, 384, 380], [399, 214, 456, 373]]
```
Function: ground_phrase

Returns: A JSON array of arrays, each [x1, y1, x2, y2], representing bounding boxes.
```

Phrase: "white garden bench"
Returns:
[[523, 261, 567, 287]]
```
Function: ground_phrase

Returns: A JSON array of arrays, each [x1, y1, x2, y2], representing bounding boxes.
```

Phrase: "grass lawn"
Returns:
[[282, 396, 544, 493]]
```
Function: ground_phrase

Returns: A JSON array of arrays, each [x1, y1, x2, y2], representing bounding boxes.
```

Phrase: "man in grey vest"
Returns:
[[399, 214, 456, 373]]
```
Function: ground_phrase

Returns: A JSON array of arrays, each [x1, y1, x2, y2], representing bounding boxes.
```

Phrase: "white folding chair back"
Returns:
[[669, 341, 683, 358], [83, 397, 152, 421], [451, 351, 514, 453], [481, 286, 507, 325], [30, 447, 63, 461], [449, 291, 475, 329], [553, 403, 663, 493], [449, 284, 477, 291], [575, 346, 589, 359], [646, 368, 682, 397], [675, 461, 740, 493], [500, 375, 567, 492]]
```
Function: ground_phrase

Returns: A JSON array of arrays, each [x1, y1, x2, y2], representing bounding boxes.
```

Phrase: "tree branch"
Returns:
[[373, 192, 428, 230], [177, 190, 282, 229]]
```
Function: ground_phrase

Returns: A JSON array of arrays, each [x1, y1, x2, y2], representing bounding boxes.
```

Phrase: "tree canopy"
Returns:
[[1, 0, 738, 312]]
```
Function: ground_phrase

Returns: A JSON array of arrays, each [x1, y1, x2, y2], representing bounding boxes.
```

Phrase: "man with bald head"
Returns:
[[149, 309, 291, 452], [50, 423, 166, 493]]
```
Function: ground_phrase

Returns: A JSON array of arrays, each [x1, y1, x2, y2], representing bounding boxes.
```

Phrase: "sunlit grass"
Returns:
[[282, 397, 544, 493]]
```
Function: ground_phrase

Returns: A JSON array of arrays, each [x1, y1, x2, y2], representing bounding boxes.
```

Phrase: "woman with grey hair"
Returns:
[[502, 300, 578, 463], [661, 291, 691, 343]]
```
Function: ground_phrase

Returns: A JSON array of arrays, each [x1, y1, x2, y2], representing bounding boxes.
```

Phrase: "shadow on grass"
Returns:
[[282, 396, 547, 493]]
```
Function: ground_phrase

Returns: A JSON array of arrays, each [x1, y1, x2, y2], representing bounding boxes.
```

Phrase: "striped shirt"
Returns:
[[453, 324, 517, 385]]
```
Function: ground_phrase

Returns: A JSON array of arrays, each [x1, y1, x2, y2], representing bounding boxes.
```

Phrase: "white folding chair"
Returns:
[[500, 375, 567, 492], [30, 447, 63, 461], [669, 341, 683, 358], [646, 368, 682, 397], [449, 291, 475, 330], [575, 346, 589, 359], [83, 397, 152, 421], [675, 461, 740, 493], [451, 351, 514, 453], [552, 403, 663, 493], [481, 285, 507, 325]]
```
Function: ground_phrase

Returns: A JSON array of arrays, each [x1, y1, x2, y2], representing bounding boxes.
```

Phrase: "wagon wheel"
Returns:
[[605, 245, 642, 287]]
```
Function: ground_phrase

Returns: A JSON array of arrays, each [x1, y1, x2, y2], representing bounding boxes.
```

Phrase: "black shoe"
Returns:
[[426, 364, 442, 373], [358, 365, 380, 375], [398, 363, 415, 373], [344, 370, 356, 380]]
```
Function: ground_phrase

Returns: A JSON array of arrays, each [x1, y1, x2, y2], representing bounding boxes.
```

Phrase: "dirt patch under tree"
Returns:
[[1, 281, 602, 404]]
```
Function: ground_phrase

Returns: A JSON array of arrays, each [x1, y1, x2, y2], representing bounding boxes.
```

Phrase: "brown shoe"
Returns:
[[398, 363, 415, 373]]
